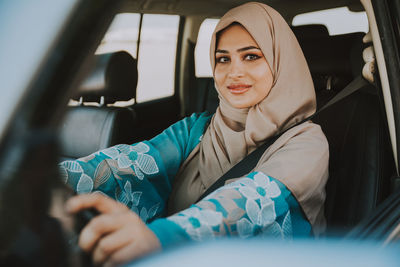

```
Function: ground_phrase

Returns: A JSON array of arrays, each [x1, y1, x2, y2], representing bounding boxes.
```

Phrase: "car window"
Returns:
[[95, 13, 180, 104], [292, 7, 368, 35], [195, 18, 219, 77], [96, 13, 140, 57], [0, 0, 78, 136], [137, 14, 180, 103]]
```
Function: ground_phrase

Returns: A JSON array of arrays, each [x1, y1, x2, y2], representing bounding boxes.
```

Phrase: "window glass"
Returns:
[[292, 7, 368, 35], [136, 14, 180, 103], [96, 13, 140, 57], [94, 13, 179, 104], [195, 19, 219, 77]]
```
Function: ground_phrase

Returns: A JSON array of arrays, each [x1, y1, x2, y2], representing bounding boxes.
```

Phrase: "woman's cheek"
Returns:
[[214, 68, 225, 89]]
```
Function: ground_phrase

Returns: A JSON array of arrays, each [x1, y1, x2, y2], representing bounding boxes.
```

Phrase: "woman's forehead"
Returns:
[[216, 24, 259, 50]]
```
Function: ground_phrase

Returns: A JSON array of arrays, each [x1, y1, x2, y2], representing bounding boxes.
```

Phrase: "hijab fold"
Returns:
[[168, 2, 329, 230]]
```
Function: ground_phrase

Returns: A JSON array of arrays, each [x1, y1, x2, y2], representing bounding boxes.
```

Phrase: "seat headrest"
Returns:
[[292, 24, 364, 91], [73, 51, 138, 104], [291, 24, 329, 38]]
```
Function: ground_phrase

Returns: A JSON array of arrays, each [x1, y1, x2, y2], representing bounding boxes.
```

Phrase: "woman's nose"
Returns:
[[228, 59, 244, 79]]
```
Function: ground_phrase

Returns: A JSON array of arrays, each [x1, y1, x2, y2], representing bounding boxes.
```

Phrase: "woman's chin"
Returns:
[[225, 96, 259, 109], [228, 101, 253, 109]]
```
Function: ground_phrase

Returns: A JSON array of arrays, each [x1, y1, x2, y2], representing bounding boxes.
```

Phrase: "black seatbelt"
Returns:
[[197, 76, 369, 201]]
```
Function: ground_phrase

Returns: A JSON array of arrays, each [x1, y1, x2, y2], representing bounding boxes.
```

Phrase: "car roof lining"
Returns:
[[120, 0, 364, 20]]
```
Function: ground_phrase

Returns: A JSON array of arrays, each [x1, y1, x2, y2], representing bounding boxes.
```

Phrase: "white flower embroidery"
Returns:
[[237, 172, 281, 200], [76, 174, 93, 194], [130, 143, 150, 153], [61, 160, 83, 173], [116, 181, 141, 206], [59, 160, 84, 184], [100, 143, 159, 180], [131, 144, 159, 179], [115, 144, 133, 155], [237, 197, 276, 238], [168, 207, 223, 241], [115, 181, 159, 223], [100, 147, 120, 159], [117, 154, 132, 169], [93, 160, 112, 189], [138, 204, 159, 223], [261, 211, 293, 240], [58, 164, 69, 184], [99, 147, 133, 168], [234, 172, 284, 238]]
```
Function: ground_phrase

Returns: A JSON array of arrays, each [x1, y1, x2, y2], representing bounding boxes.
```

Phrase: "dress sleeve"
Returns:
[[59, 112, 211, 222], [148, 171, 311, 248]]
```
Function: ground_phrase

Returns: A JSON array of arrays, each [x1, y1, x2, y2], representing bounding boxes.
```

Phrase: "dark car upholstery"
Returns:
[[60, 51, 138, 160], [290, 27, 395, 233], [293, 25, 365, 108]]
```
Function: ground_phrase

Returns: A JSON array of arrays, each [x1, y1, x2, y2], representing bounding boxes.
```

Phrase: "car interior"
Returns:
[[4, 1, 400, 266], [58, 0, 398, 238]]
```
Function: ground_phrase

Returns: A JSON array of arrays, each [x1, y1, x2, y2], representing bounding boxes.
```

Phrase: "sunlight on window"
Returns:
[[136, 14, 180, 103], [96, 13, 140, 57], [292, 7, 368, 36], [92, 13, 180, 103]]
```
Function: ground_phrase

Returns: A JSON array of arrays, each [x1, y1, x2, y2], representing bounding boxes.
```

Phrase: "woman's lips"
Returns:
[[227, 84, 251, 94]]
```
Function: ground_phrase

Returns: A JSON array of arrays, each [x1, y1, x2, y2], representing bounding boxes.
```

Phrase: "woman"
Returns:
[[62, 2, 329, 266]]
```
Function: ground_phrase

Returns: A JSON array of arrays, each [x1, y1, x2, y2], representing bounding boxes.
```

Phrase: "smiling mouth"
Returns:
[[227, 84, 251, 94]]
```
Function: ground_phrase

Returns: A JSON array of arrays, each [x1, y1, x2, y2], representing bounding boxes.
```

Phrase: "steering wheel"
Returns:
[[49, 185, 100, 267]]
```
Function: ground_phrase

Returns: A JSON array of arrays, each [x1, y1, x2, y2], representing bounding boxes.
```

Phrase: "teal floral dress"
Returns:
[[59, 112, 311, 248]]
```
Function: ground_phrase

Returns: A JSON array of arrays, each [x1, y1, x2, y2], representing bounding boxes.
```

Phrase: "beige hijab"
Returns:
[[168, 2, 329, 231]]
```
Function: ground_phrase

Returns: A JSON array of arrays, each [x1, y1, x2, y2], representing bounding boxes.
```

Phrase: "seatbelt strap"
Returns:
[[315, 76, 368, 114], [197, 76, 368, 201]]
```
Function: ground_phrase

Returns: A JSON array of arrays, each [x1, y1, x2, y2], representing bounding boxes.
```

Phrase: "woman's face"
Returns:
[[214, 24, 273, 109]]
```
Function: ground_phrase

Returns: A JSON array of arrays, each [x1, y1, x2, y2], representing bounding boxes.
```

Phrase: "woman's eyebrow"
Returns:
[[237, 46, 260, 52], [215, 49, 229, 54], [215, 46, 261, 54]]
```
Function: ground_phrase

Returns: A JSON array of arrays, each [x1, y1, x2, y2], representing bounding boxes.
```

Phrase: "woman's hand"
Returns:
[[66, 193, 161, 267]]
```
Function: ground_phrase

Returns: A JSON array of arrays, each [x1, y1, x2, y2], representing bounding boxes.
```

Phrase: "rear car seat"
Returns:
[[60, 51, 138, 160]]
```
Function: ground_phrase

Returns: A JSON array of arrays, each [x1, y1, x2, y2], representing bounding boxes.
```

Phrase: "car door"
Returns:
[[0, 0, 121, 265], [346, 0, 400, 242]]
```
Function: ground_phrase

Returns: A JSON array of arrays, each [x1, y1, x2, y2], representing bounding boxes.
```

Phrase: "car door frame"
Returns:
[[0, 0, 122, 264]]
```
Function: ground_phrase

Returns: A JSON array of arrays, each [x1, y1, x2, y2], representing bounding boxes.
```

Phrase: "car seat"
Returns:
[[59, 51, 138, 160], [294, 27, 396, 233]]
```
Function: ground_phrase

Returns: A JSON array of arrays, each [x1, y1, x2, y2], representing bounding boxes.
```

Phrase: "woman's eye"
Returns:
[[244, 54, 261, 61], [216, 56, 230, 63]]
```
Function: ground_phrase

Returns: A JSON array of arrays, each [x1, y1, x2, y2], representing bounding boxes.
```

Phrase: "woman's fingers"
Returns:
[[88, 210, 161, 267], [103, 223, 161, 267], [66, 193, 127, 214], [92, 226, 134, 265], [64, 192, 161, 266], [79, 213, 125, 252], [103, 238, 158, 267], [103, 241, 139, 267]]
